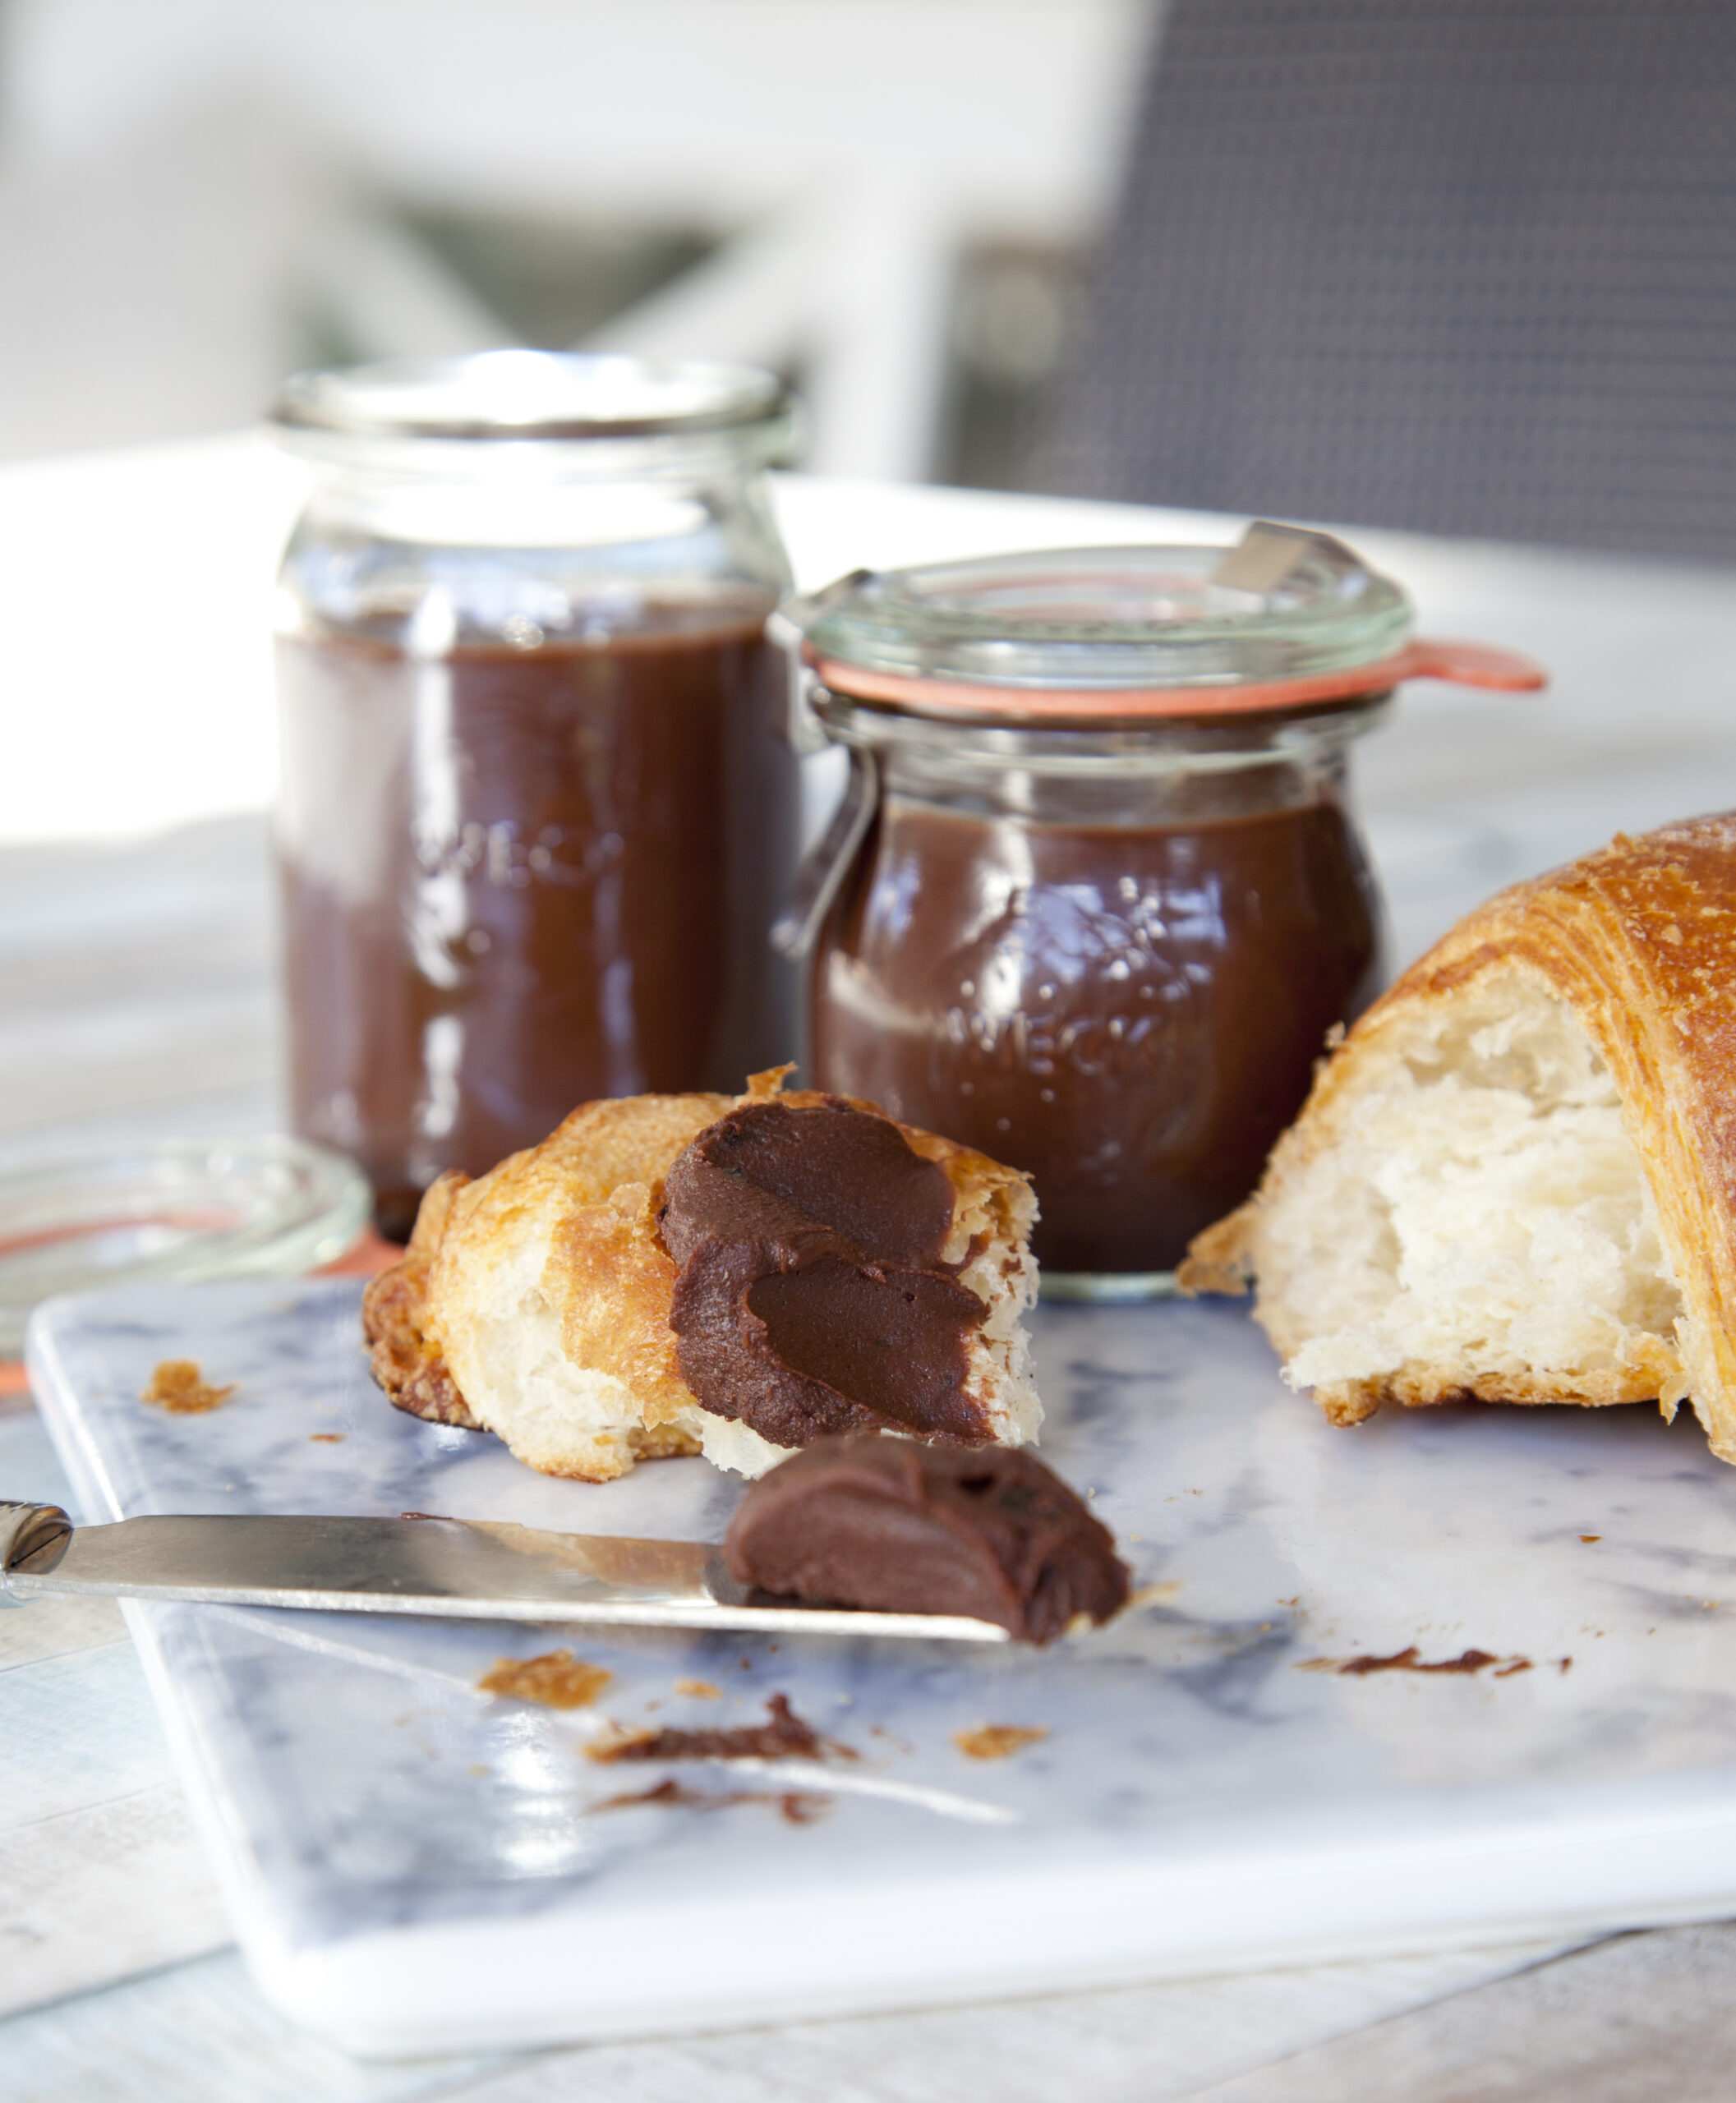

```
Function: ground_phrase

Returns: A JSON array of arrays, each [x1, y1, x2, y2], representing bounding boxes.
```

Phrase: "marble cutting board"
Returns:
[[24, 1277, 1736, 2057]]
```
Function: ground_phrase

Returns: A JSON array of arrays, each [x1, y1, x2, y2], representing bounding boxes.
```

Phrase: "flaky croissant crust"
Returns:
[[1183, 811, 1736, 1461], [364, 1068, 1038, 1481]]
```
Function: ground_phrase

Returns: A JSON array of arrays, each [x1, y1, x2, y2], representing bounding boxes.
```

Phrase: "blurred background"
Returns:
[[0, 0, 1155, 488], [2, 0, 1730, 529]]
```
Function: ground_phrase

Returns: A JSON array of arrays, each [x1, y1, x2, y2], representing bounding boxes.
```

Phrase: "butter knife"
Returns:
[[0, 1498, 1010, 1641]]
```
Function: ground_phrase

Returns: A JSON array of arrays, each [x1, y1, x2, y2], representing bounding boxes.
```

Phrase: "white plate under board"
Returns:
[[24, 1277, 1736, 2057]]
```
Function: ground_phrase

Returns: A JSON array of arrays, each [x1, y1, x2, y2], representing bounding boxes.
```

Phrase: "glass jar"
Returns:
[[271, 352, 800, 1240], [777, 529, 1543, 1297]]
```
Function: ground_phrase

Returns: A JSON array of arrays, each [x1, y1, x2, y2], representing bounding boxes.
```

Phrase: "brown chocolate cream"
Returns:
[[812, 795, 1382, 1275], [724, 1433, 1131, 1643], [278, 605, 795, 1240], [659, 1098, 988, 1448]]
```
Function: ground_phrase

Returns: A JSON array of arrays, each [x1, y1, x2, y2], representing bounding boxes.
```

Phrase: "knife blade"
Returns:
[[0, 1498, 1010, 1641]]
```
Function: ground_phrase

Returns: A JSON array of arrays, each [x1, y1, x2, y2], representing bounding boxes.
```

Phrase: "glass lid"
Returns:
[[272, 350, 796, 450], [784, 526, 1419, 718], [0, 1135, 371, 1355]]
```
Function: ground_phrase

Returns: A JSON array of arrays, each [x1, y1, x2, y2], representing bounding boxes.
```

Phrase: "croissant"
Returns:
[[363, 1069, 1041, 1483], [1180, 812, 1736, 1461]]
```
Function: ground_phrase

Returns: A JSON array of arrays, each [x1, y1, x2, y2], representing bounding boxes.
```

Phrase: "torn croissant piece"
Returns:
[[1180, 812, 1736, 1462], [362, 1067, 1040, 1482], [361, 1168, 478, 1429]]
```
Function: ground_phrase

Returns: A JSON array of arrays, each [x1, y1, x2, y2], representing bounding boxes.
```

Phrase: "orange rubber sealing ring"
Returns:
[[807, 637, 1546, 722]]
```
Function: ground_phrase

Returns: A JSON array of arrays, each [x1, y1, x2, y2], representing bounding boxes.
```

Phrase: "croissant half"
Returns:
[[1181, 811, 1736, 1461], [363, 1069, 1041, 1483]]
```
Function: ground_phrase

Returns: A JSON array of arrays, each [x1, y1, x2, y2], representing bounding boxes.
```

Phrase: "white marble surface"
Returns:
[[26, 1277, 1736, 2055]]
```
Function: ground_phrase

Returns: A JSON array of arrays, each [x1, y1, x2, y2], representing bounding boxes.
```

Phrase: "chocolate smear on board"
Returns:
[[1301, 1646, 1532, 1677], [586, 1692, 854, 1764], [591, 1778, 831, 1823]]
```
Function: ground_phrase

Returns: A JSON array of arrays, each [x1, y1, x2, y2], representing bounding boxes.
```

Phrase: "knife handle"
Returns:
[[0, 1500, 72, 1604]]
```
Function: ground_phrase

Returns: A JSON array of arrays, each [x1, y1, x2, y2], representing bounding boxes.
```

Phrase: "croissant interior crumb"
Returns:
[[477, 1650, 612, 1709], [1246, 972, 1685, 1415]]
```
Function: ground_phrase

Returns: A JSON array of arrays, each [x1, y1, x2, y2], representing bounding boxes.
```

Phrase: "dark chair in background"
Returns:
[[1043, 0, 1736, 561]]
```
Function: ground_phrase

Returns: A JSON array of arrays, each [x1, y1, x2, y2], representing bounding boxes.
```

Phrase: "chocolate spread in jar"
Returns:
[[723, 1433, 1131, 1643], [811, 795, 1382, 1275], [659, 1096, 989, 1448], [279, 604, 794, 1240]]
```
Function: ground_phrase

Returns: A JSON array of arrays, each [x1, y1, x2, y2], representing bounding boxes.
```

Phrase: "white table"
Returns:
[[6, 444, 1736, 2099]]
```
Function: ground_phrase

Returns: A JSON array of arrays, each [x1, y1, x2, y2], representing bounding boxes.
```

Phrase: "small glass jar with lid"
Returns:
[[271, 352, 800, 1240], [776, 527, 1542, 1297]]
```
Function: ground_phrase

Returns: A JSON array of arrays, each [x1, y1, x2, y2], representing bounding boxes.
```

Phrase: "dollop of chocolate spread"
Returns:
[[659, 1097, 989, 1447], [723, 1433, 1131, 1644]]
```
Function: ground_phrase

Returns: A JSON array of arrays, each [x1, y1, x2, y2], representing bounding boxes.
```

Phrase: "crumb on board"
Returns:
[[309, 1433, 345, 1444], [141, 1360, 237, 1414], [477, 1650, 613, 1710], [1127, 1581, 1182, 1609], [1580, 1534, 1602, 1543], [675, 1678, 722, 1700], [953, 1724, 1049, 1761]]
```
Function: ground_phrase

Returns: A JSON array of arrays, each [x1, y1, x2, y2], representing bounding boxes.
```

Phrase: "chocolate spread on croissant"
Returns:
[[658, 1097, 990, 1447], [724, 1433, 1130, 1642]]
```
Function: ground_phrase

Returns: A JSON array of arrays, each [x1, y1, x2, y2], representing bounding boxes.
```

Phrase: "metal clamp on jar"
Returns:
[[774, 527, 1545, 1300], [271, 352, 800, 1240]]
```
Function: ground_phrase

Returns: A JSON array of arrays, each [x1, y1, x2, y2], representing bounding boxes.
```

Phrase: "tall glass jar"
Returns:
[[777, 531, 1544, 1297], [271, 352, 799, 1239]]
